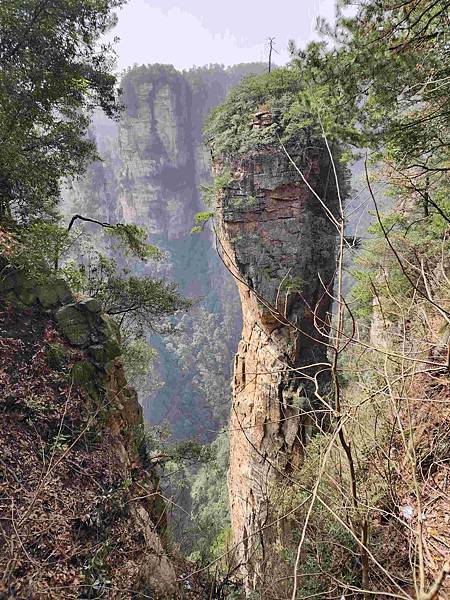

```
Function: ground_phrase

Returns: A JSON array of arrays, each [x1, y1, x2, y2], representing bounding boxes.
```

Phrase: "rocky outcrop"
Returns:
[[0, 267, 179, 598], [66, 64, 267, 438], [215, 142, 341, 590], [118, 67, 196, 238]]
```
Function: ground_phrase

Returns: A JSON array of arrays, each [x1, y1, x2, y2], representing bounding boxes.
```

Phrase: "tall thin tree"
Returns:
[[267, 37, 278, 73]]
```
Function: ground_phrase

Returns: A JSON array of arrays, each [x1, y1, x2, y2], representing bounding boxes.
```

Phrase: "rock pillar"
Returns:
[[215, 143, 340, 589]]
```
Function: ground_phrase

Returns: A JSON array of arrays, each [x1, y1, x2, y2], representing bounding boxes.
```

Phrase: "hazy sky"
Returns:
[[109, 0, 338, 72]]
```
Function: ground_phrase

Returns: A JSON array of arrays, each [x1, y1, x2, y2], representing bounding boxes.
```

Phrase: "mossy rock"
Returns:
[[1, 268, 75, 309], [13, 271, 38, 305], [56, 304, 91, 346], [103, 338, 121, 362], [89, 340, 121, 367], [71, 360, 97, 386], [1, 270, 18, 293], [17, 287, 38, 306], [2, 269, 38, 306], [36, 284, 60, 308], [99, 314, 121, 342], [79, 298, 101, 313], [37, 278, 74, 308], [89, 344, 109, 367], [45, 342, 67, 369]]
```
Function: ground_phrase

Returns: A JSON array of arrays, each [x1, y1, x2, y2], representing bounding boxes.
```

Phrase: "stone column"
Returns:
[[215, 144, 340, 590]]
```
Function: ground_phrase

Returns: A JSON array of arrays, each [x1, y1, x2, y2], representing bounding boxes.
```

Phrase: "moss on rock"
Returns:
[[56, 304, 91, 346], [71, 360, 97, 386], [37, 278, 74, 308]]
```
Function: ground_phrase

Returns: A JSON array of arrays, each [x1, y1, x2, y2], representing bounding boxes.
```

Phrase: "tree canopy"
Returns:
[[0, 0, 125, 221], [290, 0, 450, 211]]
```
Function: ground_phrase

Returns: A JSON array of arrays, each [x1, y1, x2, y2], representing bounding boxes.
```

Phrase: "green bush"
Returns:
[[204, 67, 314, 157]]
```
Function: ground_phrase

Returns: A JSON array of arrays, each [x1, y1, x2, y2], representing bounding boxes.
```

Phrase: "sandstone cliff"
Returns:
[[67, 63, 265, 439], [213, 127, 343, 588]]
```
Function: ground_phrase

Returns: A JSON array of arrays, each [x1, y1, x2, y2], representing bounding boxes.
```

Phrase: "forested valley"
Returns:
[[0, 1, 449, 599]]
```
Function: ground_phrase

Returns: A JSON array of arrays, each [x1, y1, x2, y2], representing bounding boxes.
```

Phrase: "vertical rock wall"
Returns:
[[66, 64, 265, 439], [119, 68, 197, 239], [215, 143, 340, 589]]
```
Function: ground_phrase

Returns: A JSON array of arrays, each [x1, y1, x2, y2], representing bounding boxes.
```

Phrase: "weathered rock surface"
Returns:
[[215, 144, 340, 590], [118, 68, 196, 238], [65, 63, 265, 438]]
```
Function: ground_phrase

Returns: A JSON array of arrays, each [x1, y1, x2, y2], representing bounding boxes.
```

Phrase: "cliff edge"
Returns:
[[0, 259, 184, 598]]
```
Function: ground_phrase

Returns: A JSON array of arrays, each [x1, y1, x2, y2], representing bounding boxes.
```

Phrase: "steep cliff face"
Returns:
[[215, 142, 340, 588], [119, 67, 196, 239], [67, 63, 265, 439]]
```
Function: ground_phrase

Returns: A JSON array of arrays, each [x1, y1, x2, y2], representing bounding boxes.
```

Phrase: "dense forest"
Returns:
[[0, 0, 449, 599]]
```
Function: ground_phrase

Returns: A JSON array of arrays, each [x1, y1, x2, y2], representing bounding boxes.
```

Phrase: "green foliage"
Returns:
[[106, 224, 162, 261], [194, 211, 214, 225], [200, 167, 233, 207], [122, 337, 157, 395], [59, 258, 88, 293], [185, 62, 266, 96], [188, 434, 231, 565], [120, 63, 184, 106], [205, 67, 315, 157], [82, 541, 113, 598], [214, 168, 233, 191], [166, 306, 236, 426], [84, 255, 191, 334], [351, 201, 450, 320], [280, 274, 303, 294], [0, 0, 125, 221], [290, 0, 450, 188], [10, 222, 73, 282], [191, 210, 214, 234], [301, 0, 450, 328], [193, 168, 234, 231], [350, 270, 376, 318], [133, 423, 210, 470]]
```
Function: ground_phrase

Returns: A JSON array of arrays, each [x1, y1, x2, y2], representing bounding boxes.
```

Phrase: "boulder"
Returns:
[[56, 304, 91, 346], [37, 278, 74, 308]]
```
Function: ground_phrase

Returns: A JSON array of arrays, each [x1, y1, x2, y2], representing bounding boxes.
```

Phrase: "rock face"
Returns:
[[118, 67, 197, 238], [215, 144, 340, 590], [66, 63, 266, 439]]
